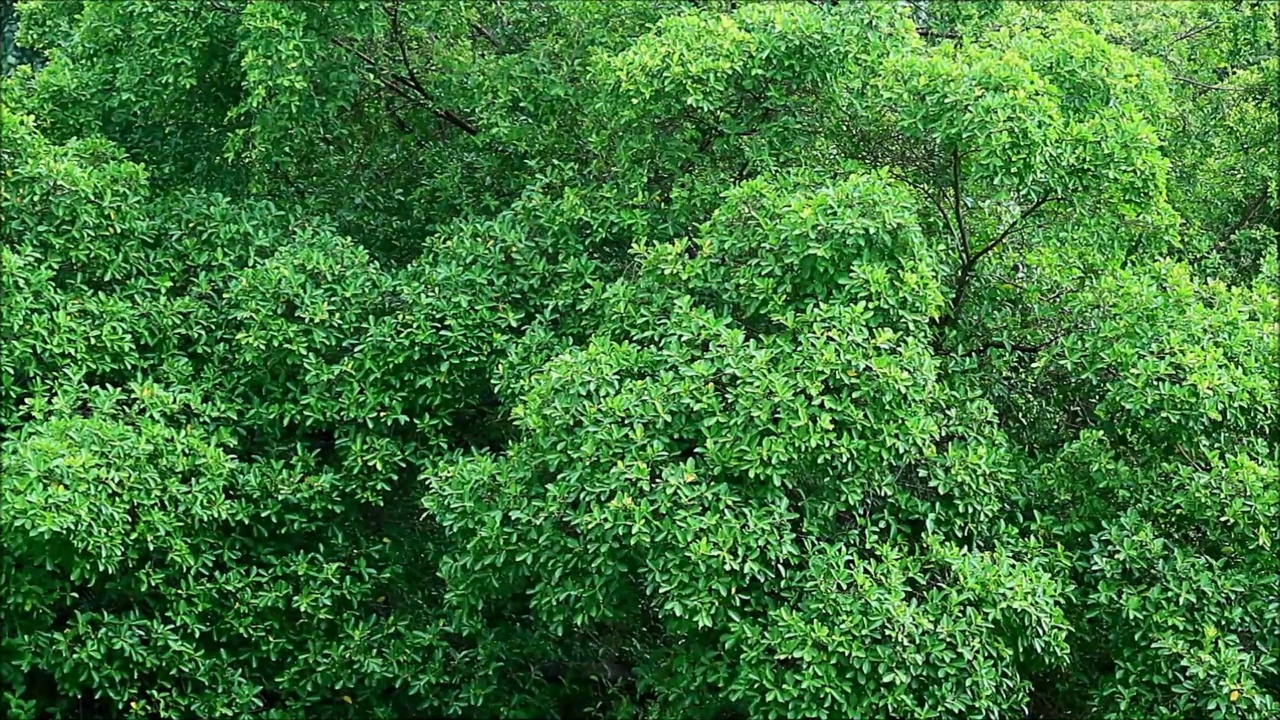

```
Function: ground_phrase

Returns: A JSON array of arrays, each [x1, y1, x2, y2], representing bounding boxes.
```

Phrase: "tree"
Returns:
[[2, 1, 1276, 719]]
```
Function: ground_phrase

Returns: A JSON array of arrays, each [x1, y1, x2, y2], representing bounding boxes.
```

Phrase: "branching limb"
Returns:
[[331, 29, 479, 136], [386, 2, 480, 136], [209, 0, 477, 138], [967, 195, 1057, 269], [935, 193, 1058, 333], [1040, 285, 1079, 306], [898, 179, 960, 244], [1188, 188, 1272, 264], [1221, 189, 1271, 242]]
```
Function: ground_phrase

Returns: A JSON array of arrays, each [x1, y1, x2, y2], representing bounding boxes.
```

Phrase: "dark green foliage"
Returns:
[[1, 2, 1276, 719]]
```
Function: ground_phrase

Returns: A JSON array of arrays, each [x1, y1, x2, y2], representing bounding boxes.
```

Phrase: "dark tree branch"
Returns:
[[1190, 188, 1272, 263], [936, 194, 1057, 332], [1170, 20, 1219, 45], [385, 5, 428, 94], [931, 191, 960, 245], [1172, 75, 1259, 92], [1221, 189, 1270, 241], [918, 28, 960, 41], [1175, 443, 1210, 472], [338, 42, 425, 107], [968, 195, 1057, 269], [1040, 285, 1079, 306], [951, 147, 969, 254], [381, 95, 429, 149], [470, 22, 500, 48], [999, 277, 1030, 292], [962, 329, 1067, 359], [330, 31, 479, 136], [385, 2, 480, 136], [898, 174, 960, 246]]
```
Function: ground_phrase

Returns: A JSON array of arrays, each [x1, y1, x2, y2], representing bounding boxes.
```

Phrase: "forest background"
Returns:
[[0, 1, 1277, 719]]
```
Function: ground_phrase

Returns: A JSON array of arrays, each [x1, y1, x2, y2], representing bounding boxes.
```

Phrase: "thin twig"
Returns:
[[1040, 285, 1079, 306], [1172, 75, 1258, 92], [1170, 20, 1219, 45]]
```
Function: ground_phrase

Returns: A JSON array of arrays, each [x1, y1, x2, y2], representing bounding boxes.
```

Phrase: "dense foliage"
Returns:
[[1, 1, 1276, 719]]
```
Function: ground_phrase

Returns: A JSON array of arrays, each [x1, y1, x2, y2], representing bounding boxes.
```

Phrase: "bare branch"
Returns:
[[471, 22, 500, 48], [329, 35, 479, 136], [1040, 285, 1079, 306], [897, 191, 957, 249], [1172, 75, 1259, 92], [1223, 189, 1271, 239], [385, 2, 480, 136], [1170, 21, 1219, 45], [935, 194, 1058, 334], [951, 147, 969, 255], [967, 195, 1057, 269], [1175, 443, 1210, 472]]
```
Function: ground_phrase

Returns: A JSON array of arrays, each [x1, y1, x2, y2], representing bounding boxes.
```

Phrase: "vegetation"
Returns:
[[1, 1, 1276, 718]]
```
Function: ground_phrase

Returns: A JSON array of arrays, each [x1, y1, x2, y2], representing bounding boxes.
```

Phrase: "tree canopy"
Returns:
[[1, 1, 1277, 719]]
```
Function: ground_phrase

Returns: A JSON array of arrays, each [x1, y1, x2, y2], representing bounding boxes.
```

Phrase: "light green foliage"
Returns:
[[662, 170, 946, 329], [2, 1, 1276, 719], [1020, 262, 1279, 720], [1, 384, 456, 720], [1056, 0, 1278, 280]]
